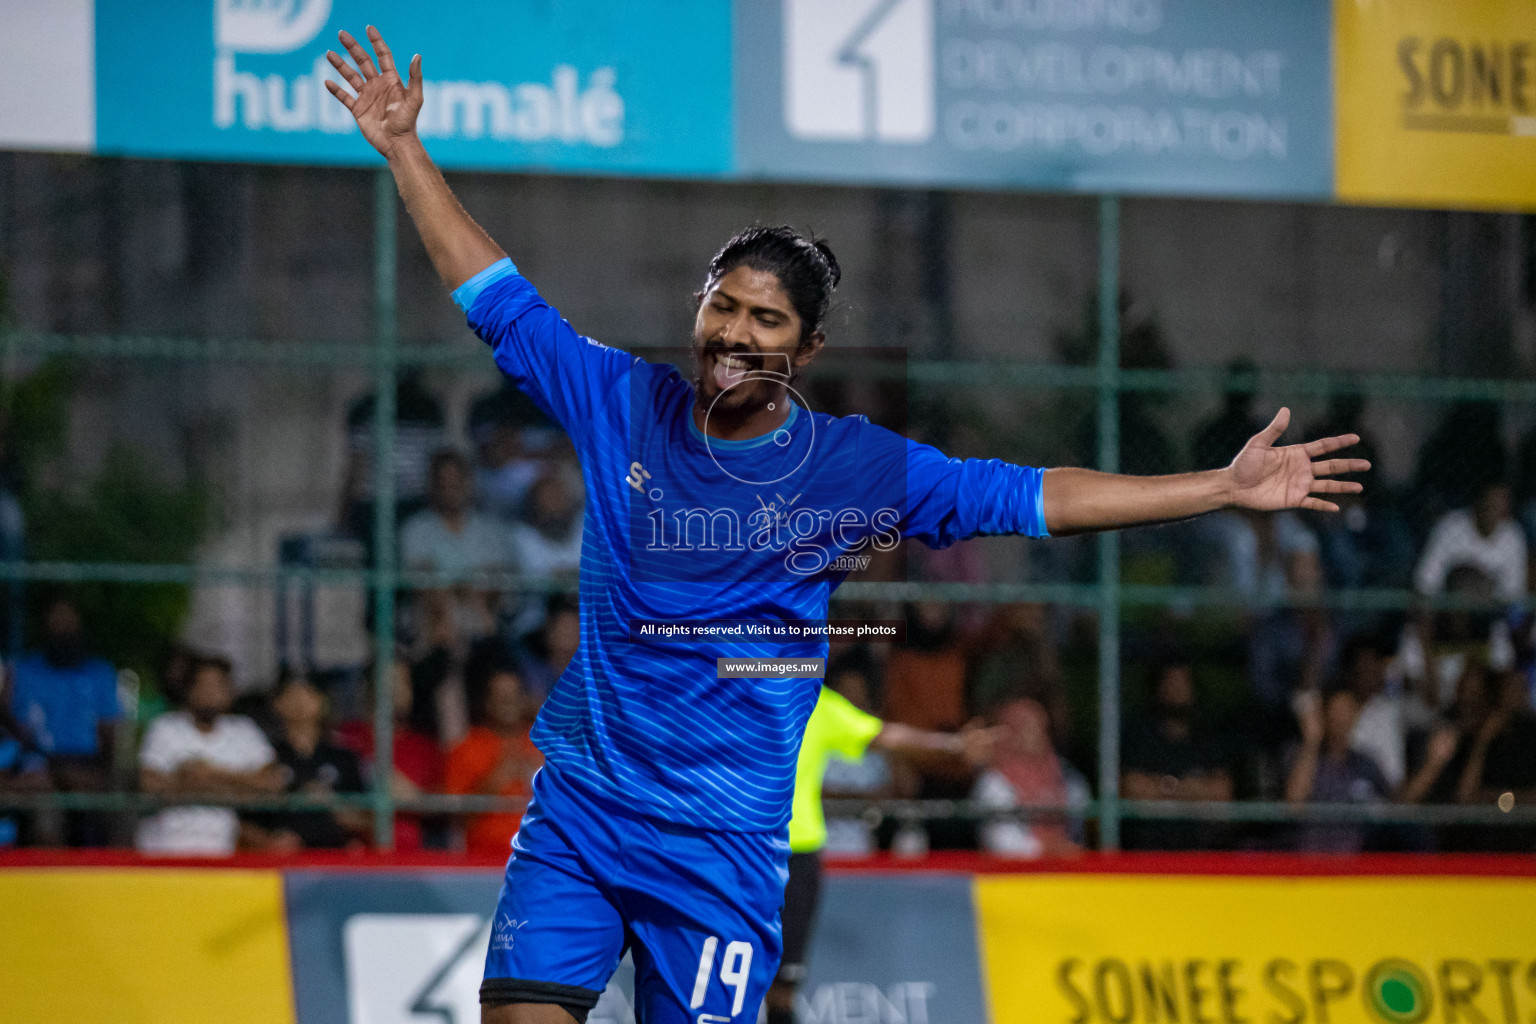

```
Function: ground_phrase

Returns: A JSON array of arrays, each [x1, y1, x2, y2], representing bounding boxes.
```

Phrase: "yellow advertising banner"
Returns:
[[1335, 0, 1536, 209], [0, 869, 296, 1024], [976, 874, 1536, 1024]]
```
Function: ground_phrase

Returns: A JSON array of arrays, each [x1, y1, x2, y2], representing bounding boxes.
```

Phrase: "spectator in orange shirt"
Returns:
[[883, 601, 968, 732], [445, 646, 541, 855]]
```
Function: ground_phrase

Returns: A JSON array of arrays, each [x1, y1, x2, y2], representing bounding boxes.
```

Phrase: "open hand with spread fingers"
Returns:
[[323, 25, 422, 160], [1227, 407, 1370, 513]]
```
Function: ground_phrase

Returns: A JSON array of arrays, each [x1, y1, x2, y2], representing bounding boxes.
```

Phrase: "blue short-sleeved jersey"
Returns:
[[457, 259, 1047, 833]]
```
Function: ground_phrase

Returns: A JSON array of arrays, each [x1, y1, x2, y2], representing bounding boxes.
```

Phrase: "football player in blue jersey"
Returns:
[[326, 27, 1368, 1024]]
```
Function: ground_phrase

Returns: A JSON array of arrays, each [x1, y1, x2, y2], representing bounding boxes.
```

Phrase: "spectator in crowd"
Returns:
[[1193, 359, 1265, 472], [8, 596, 122, 845], [1383, 660, 1492, 850], [1401, 565, 1506, 710], [884, 602, 968, 733], [1456, 670, 1536, 851], [444, 647, 541, 855], [973, 696, 1089, 858], [136, 655, 284, 855], [816, 650, 895, 856], [1069, 294, 1179, 479], [883, 602, 976, 803], [1201, 506, 1331, 711], [508, 466, 584, 581], [1505, 606, 1536, 709], [407, 642, 471, 750], [968, 603, 1068, 748], [1303, 394, 1413, 590], [0, 707, 48, 847], [1205, 508, 1323, 603], [1338, 630, 1460, 850], [1338, 632, 1414, 790], [1411, 401, 1506, 536], [1285, 689, 1392, 852], [401, 448, 512, 653], [0, 415, 24, 655], [337, 656, 443, 852], [514, 594, 580, 705], [158, 643, 199, 710], [1372, 661, 1488, 828], [340, 370, 448, 554], [245, 674, 367, 852], [1415, 479, 1527, 602], [468, 383, 563, 522], [1514, 421, 1536, 544], [1120, 658, 1234, 850]]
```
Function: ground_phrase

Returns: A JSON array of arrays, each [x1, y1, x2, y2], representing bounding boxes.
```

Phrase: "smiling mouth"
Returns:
[[711, 350, 760, 390]]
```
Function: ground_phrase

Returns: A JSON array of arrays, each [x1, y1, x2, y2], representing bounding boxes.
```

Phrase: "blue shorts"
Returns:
[[481, 765, 790, 1023]]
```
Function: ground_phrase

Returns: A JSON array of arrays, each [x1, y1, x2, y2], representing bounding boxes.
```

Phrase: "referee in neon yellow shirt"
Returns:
[[767, 664, 997, 1024]]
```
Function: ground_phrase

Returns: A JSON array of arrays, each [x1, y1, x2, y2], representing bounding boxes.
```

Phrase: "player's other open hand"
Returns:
[[324, 26, 422, 159], [1227, 407, 1370, 514]]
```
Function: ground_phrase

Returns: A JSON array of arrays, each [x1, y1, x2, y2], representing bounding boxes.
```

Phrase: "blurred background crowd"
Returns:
[[2, 308, 1533, 855], [0, 153, 1534, 856]]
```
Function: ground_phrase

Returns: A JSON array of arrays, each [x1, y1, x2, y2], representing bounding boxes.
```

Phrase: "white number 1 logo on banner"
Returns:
[[784, 0, 935, 144]]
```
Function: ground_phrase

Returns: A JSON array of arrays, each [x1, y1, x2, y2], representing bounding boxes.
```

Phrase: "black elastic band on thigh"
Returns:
[[481, 977, 603, 1023], [778, 851, 825, 979]]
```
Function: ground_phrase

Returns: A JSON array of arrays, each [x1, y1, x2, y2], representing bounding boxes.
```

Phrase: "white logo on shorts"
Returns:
[[490, 914, 527, 951]]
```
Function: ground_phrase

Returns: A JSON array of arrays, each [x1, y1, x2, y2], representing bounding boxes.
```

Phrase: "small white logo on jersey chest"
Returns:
[[626, 462, 652, 493]]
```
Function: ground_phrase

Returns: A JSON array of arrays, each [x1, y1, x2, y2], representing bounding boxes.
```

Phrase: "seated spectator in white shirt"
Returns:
[[509, 466, 584, 580], [973, 697, 1090, 858], [400, 449, 512, 649], [1341, 632, 1417, 789], [505, 466, 586, 638], [136, 655, 283, 856], [1416, 481, 1527, 601]]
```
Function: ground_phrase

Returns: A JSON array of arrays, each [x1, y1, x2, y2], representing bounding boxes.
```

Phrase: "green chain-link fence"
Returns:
[[1, 161, 1532, 852]]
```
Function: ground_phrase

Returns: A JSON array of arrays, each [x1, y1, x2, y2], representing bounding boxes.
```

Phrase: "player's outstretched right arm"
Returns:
[[325, 26, 504, 291], [325, 26, 636, 445]]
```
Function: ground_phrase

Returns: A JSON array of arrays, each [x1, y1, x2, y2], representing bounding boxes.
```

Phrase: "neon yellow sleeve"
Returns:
[[819, 689, 883, 761]]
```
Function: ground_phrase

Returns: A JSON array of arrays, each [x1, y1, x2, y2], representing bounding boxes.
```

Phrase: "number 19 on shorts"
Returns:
[[689, 935, 753, 1020]]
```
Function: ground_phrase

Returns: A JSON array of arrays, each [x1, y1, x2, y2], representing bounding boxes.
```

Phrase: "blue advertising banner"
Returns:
[[94, 0, 733, 175], [734, 0, 1333, 198], [73, 0, 1334, 197], [282, 870, 985, 1024], [796, 874, 987, 1024]]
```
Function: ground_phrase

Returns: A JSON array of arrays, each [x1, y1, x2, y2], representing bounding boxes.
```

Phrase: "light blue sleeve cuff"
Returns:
[[451, 257, 519, 312], [1027, 465, 1050, 538]]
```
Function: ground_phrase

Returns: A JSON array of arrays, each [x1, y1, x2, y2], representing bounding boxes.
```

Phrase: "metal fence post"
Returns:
[[371, 169, 399, 850], [1096, 195, 1122, 850]]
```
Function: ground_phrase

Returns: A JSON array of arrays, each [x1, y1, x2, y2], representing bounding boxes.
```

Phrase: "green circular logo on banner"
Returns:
[[1364, 960, 1432, 1024]]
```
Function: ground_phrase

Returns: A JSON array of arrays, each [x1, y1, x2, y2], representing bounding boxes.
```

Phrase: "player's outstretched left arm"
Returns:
[[1041, 407, 1368, 535]]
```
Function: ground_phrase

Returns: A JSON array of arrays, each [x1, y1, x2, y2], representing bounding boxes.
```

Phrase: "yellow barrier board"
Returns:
[[0, 869, 295, 1024], [1335, 0, 1536, 209], [976, 874, 1536, 1024]]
